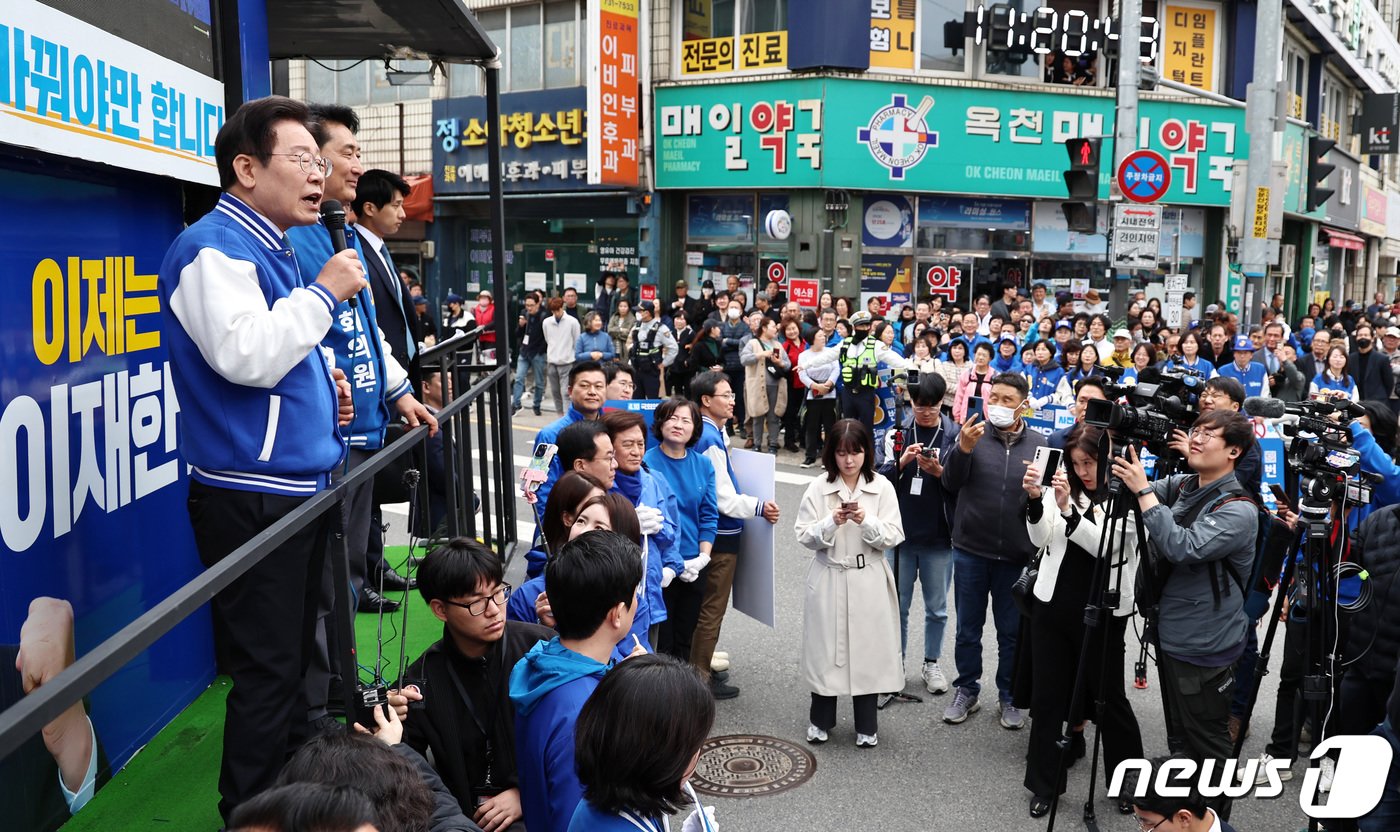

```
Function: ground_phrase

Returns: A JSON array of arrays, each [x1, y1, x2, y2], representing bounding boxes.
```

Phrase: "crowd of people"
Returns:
[[155, 95, 1400, 832]]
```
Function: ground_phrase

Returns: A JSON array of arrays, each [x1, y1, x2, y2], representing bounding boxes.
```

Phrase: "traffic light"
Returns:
[[1062, 137, 1102, 233], [1305, 136, 1336, 212]]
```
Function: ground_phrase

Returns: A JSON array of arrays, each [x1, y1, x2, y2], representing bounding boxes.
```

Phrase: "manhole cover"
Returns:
[[690, 734, 816, 797]]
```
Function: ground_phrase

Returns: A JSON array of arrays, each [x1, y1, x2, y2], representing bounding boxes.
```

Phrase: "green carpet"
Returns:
[[62, 546, 437, 831]]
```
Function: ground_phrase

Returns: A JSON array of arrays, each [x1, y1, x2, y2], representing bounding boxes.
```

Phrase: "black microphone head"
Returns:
[[319, 199, 346, 229], [1243, 396, 1286, 419]]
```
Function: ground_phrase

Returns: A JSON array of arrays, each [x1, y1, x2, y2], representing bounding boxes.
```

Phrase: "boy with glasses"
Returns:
[[398, 539, 552, 831]]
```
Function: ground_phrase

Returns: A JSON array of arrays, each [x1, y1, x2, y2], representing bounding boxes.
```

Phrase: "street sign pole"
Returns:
[[1109, 0, 1142, 322], [1238, 0, 1283, 306]]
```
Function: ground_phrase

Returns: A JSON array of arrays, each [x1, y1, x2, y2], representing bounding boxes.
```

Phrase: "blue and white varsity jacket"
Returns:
[[288, 222, 412, 450], [158, 193, 345, 495]]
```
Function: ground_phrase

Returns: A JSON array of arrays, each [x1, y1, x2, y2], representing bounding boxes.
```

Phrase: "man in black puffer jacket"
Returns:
[[1340, 504, 1400, 738]]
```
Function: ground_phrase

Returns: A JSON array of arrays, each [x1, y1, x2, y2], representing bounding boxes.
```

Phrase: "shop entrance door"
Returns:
[[514, 244, 598, 305]]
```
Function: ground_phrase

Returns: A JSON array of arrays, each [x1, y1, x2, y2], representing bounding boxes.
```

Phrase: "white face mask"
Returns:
[[727, 306, 741, 320], [985, 404, 1017, 428]]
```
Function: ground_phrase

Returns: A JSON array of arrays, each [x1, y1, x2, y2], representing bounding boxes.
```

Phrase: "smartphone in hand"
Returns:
[[1032, 446, 1063, 486]]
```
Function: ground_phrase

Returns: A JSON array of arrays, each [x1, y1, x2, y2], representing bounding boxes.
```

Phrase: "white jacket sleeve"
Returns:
[[858, 481, 905, 549], [875, 343, 912, 369], [703, 444, 761, 519], [378, 328, 412, 401], [169, 247, 334, 389]]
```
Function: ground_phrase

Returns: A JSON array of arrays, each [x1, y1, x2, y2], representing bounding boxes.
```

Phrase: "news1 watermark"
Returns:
[[1109, 736, 1394, 819]]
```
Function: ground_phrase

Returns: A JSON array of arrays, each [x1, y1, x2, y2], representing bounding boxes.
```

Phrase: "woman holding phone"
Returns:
[[1020, 423, 1143, 818], [794, 419, 905, 748], [742, 316, 790, 453], [953, 342, 997, 423]]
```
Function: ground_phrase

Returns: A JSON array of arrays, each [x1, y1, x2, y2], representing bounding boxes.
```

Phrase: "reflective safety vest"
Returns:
[[839, 337, 880, 391], [631, 323, 661, 371]]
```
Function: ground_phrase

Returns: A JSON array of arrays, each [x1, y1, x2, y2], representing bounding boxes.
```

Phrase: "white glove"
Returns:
[[682, 552, 711, 578], [661, 567, 677, 588], [635, 504, 664, 536], [681, 805, 719, 832]]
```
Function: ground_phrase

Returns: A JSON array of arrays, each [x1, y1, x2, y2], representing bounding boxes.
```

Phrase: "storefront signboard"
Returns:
[[789, 278, 819, 307], [862, 193, 915, 247], [869, 0, 917, 71], [587, 0, 641, 186], [917, 196, 1031, 229], [860, 253, 913, 315], [923, 263, 965, 303], [687, 193, 755, 243], [1162, 1, 1219, 93], [657, 78, 1245, 207], [434, 87, 609, 195]]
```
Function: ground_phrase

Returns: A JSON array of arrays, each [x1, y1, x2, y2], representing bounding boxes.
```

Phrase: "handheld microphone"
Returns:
[[319, 200, 356, 308], [1242, 396, 1287, 420]]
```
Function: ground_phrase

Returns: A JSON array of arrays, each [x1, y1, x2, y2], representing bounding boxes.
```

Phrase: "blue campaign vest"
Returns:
[[695, 417, 745, 536], [1217, 361, 1267, 398]]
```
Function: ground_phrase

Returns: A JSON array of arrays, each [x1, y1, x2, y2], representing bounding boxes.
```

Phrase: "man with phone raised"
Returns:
[[940, 373, 1046, 729]]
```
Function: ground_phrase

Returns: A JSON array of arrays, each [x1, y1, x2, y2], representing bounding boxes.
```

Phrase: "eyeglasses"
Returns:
[[711, 392, 737, 400], [1187, 428, 1222, 442], [1136, 815, 1168, 832], [443, 584, 511, 616], [271, 150, 333, 177]]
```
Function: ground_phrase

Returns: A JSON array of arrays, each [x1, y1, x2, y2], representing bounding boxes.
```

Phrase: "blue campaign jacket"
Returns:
[[613, 467, 684, 622], [158, 193, 344, 495], [506, 575, 650, 661], [568, 801, 666, 832], [694, 417, 745, 537], [1217, 360, 1268, 398], [1027, 363, 1065, 407], [509, 639, 609, 832], [287, 223, 411, 450], [574, 329, 615, 362]]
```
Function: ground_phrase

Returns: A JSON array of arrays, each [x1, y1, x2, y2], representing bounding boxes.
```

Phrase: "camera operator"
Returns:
[[1166, 377, 1261, 497], [1111, 409, 1259, 822]]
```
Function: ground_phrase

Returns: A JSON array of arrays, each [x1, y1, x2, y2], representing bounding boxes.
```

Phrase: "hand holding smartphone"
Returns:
[[1032, 447, 1063, 487]]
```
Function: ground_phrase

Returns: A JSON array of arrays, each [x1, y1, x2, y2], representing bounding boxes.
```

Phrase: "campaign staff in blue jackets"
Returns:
[[1216, 335, 1271, 398], [569, 655, 718, 832], [158, 96, 365, 822], [510, 531, 645, 832], [531, 361, 608, 526], [1025, 341, 1065, 408], [1309, 344, 1360, 401]]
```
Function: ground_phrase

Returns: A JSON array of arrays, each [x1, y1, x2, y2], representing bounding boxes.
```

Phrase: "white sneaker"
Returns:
[[710, 655, 730, 673], [713, 651, 729, 661], [1255, 753, 1294, 786], [806, 724, 828, 744], [921, 661, 949, 695], [1319, 756, 1335, 793], [856, 733, 878, 748]]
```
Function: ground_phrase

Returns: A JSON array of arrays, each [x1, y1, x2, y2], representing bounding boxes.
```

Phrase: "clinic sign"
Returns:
[[656, 77, 1245, 206], [0, 0, 225, 186]]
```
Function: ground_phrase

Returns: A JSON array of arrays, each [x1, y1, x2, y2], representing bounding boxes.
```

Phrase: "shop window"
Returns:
[[449, 62, 481, 98], [1283, 40, 1308, 120], [921, 0, 970, 73], [544, 1, 579, 89], [679, 0, 785, 75], [741, 0, 786, 33], [682, 0, 738, 40], [512, 5, 544, 91]]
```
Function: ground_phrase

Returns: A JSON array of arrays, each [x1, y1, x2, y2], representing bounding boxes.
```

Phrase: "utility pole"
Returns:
[[1237, 0, 1283, 317], [1109, 0, 1141, 322]]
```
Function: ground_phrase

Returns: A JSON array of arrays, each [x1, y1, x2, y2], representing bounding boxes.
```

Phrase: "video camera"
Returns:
[[1082, 369, 1203, 455], [1279, 398, 1372, 507]]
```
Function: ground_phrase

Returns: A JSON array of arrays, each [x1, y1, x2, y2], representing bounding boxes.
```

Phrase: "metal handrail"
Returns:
[[0, 360, 514, 762]]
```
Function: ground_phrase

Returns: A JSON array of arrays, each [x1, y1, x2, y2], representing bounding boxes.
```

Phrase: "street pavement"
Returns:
[[410, 408, 1317, 832]]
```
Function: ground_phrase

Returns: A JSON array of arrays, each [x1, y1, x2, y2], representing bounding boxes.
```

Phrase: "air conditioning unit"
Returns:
[[1275, 243, 1296, 274]]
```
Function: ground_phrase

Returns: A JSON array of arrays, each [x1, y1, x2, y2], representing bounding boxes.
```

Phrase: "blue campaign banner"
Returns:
[[433, 87, 608, 194], [0, 165, 212, 775], [687, 193, 756, 243], [918, 195, 1032, 230], [1026, 404, 1073, 437]]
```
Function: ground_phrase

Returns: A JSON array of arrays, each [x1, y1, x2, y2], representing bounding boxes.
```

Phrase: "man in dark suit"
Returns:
[[353, 169, 421, 393], [398, 540, 551, 832], [1295, 328, 1329, 384], [1351, 321, 1396, 401]]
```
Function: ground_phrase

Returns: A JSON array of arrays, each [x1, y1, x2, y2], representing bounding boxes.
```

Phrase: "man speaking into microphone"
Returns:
[[286, 104, 436, 732], [158, 96, 365, 822]]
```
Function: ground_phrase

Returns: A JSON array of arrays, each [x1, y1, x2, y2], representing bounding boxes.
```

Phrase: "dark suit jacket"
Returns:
[[398, 622, 554, 812], [1351, 348, 1396, 401], [356, 227, 420, 392]]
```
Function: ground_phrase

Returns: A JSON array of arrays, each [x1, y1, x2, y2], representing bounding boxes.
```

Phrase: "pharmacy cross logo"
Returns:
[[857, 94, 939, 181]]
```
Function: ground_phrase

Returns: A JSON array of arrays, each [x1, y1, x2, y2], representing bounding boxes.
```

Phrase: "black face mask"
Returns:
[[853, 328, 870, 341], [1356, 338, 1373, 350]]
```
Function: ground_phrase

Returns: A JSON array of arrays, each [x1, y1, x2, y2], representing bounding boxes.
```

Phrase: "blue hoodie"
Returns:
[[507, 576, 652, 661], [510, 638, 610, 832], [613, 466, 684, 623]]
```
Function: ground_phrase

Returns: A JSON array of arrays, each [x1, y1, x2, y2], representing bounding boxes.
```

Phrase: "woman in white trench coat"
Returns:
[[794, 418, 905, 749]]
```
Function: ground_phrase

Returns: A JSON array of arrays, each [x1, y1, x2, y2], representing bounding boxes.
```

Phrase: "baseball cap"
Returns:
[[413, 296, 428, 307], [1232, 335, 1254, 352], [1205, 303, 1220, 315], [849, 311, 873, 328], [1055, 320, 1073, 330], [1385, 326, 1400, 339], [1112, 328, 1131, 340], [638, 300, 656, 313], [446, 293, 464, 303]]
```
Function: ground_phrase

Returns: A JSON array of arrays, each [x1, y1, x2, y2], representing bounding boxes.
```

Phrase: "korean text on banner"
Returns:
[[587, 0, 641, 186], [730, 448, 777, 628], [1, 0, 225, 186], [1162, 2, 1217, 92], [869, 0, 916, 71]]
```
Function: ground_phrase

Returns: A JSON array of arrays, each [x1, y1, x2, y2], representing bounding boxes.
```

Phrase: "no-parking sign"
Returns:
[[764, 259, 787, 286]]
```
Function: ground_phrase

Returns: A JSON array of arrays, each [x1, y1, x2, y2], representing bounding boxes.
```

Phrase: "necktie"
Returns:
[[380, 245, 415, 359]]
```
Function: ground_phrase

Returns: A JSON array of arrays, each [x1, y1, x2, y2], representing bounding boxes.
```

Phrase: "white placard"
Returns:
[[729, 448, 777, 628], [1113, 205, 1161, 271], [1, 0, 225, 185], [1164, 290, 1185, 328], [563, 272, 589, 293], [1164, 273, 1189, 291], [686, 251, 705, 266], [524, 271, 547, 291]]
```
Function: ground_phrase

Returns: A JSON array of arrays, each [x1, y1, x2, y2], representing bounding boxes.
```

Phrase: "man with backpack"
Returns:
[[629, 300, 678, 399], [1111, 409, 1259, 822]]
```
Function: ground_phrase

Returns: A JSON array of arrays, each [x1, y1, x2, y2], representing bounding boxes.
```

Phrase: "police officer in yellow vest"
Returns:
[[839, 311, 911, 429]]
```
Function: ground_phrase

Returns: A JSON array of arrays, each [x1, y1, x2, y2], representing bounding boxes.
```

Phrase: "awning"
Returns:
[[1323, 227, 1366, 251], [403, 175, 434, 222], [265, 0, 497, 62]]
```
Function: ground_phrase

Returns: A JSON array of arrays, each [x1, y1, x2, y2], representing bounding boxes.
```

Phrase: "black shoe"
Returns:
[[534, 409, 542, 416], [358, 587, 401, 613], [308, 715, 344, 737], [1030, 795, 1052, 818], [712, 669, 730, 683], [710, 678, 740, 700], [1069, 731, 1086, 765], [374, 566, 415, 592], [784, 444, 800, 453]]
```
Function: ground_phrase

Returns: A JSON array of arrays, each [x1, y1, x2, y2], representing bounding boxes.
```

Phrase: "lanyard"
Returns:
[[442, 645, 505, 788]]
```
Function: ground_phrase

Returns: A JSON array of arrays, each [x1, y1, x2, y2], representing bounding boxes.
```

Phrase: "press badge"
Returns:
[[910, 476, 924, 496]]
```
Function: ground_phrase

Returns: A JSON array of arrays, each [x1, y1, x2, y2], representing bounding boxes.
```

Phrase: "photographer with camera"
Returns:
[[1165, 377, 1262, 498], [1110, 409, 1258, 821]]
